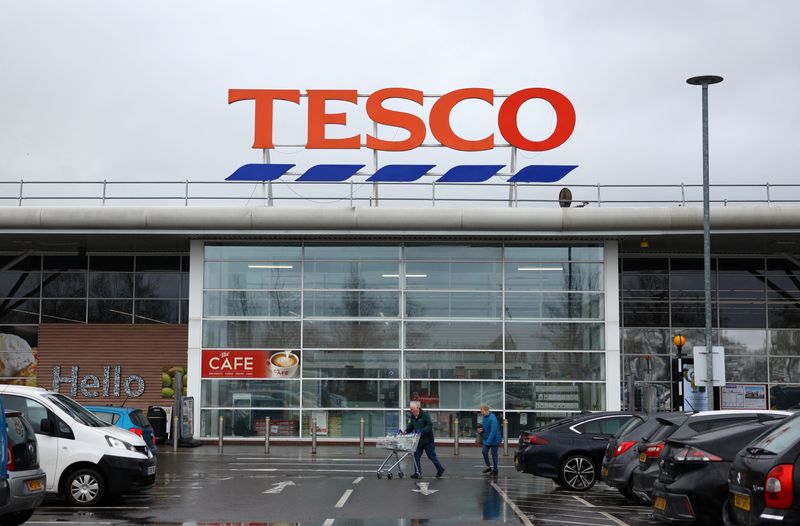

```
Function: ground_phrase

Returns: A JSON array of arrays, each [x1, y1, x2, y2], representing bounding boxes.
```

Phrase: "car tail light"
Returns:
[[643, 442, 665, 459], [6, 445, 14, 472], [613, 441, 637, 457], [520, 434, 549, 446], [765, 464, 794, 509], [128, 427, 143, 437], [672, 446, 722, 462]]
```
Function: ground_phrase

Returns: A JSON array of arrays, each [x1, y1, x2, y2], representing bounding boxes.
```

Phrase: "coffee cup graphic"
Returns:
[[269, 351, 299, 378]]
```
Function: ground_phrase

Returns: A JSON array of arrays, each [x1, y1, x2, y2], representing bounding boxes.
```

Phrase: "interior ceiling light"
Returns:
[[517, 266, 563, 271], [248, 264, 294, 269]]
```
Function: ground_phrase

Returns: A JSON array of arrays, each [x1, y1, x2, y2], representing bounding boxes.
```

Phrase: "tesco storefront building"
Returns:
[[1, 87, 798, 441]]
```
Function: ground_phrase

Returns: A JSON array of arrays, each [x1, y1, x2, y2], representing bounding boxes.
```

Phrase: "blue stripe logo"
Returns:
[[226, 164, 577, 183]]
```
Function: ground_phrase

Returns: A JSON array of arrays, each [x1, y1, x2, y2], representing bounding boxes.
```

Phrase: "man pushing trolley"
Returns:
[[404, 400, 445, 479]]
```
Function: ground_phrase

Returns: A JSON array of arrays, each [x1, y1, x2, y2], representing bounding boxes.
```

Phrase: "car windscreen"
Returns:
[[747, 414, 800, 455], [615, 415, 645, 439], [46, 394, 109, 427], [129, 409, 151, 428]]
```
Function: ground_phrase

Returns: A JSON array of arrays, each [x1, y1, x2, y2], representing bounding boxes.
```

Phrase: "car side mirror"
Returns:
[[40, 418, 53, 434]]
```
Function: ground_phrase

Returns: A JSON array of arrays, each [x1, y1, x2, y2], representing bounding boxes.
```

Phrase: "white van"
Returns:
[[0, 385, 155, 506]]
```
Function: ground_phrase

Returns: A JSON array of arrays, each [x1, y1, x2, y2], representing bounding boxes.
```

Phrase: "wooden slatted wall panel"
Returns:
[[38, 324, 188, 411]]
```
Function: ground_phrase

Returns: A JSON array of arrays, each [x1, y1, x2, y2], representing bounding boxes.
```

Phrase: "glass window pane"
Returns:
[[304, 291, 399, 317], [201, 379, 300, 408], [505, 263, 603, 291], [304, 246, 399, 260], [302, 380, 399, 408], [405, 321, 502, 349], [42, 273, 86, 298], [303, 321, 399, 349], [406, 380, 502, 410], [204, 245, 302, 261], [0, 272, 40, 298], [719, 329, 767, 355], [301, 410, 400, 438], [770, 358, 800, 383], [405, 245, 501, 261], [405, 292, 501, 319], [506, 292, 602, 320], [506, 382, 605, 411], [89, 256, 134, 272], [671, 302, 716, 328], [505, 246, 603, 261], [404, 351, 503, 379], [0, 256, 40, 271], [505, 352, 605, 381], [304, 261, 399, 289], [135, 300, 179, 324], [769, 303, 800, 329], [203, 291, 301, 317], [623, 355, 671, 382], [622, 328, 671, 355], [88, 273, 133, 298], [135, 273, 181, 298], [0, 298, 40, 324], [670, 259, 717, 299], [718, 274, 765, 300], [89, 299, 133, 323], [135, 256, 181, 272], [181, 273, 189, 298], [202, 320, 300, 348], [405, 262, 502, 290], [42, 256, 86, 271], [766, 277, 800, 301], [204, 262, 301, 290], [421, 411, 483, 440], [719, 302, 766, 328], [303, 350, 399, 378], [770, 330, 800, 356], [725, 356, 767, 383], [623, 301, 669, 327], [201, 409, 299, 438], [505, 322, 604, 351], [41, 299, 85, 323], [180, 300, 188, 324]]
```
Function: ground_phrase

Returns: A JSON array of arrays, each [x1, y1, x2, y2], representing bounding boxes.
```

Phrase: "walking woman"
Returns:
[[479, 403, 501, 475]]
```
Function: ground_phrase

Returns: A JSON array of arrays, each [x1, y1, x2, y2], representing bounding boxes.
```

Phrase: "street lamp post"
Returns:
[[673, 335, 686, 410], [687, 75, 723, 410]]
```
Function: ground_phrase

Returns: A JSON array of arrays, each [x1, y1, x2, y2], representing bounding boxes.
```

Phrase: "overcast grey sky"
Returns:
[[1, 1, 798, 199]]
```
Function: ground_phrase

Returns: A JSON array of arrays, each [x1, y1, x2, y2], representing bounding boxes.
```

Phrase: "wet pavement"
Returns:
[[27, 445, 663, 525]]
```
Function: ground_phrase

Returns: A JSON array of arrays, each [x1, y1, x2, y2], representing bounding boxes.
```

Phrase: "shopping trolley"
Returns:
[[375, 432, 420, 479]]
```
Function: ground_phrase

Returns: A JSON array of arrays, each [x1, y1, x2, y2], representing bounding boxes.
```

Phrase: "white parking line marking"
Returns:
[[534, 519, 611, 526], [232, 468, 367, 473], [335, 489, 353, 508], [573, 496, 595, 507], [352, 476, 364, 484], [490, 481, 534, 526], [322, 520, 335, 526], [572, 495, 631, 526], [220, 476, 234, 480]]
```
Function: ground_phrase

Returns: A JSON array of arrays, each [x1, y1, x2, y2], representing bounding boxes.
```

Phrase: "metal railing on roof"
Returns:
[[0, 178, 796, 208]]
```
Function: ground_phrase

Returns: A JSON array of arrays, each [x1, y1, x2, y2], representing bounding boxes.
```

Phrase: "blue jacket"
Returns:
[[482, 412, 501, 446]]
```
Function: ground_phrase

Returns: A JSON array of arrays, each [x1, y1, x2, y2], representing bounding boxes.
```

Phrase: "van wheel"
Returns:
[[0, 509, 35, 526], [557, 455, 597, 491], [65, 468, 106, 506]]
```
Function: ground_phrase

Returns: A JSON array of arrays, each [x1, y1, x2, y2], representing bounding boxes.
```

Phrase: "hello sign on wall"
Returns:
[[227, 88, 578, 183]]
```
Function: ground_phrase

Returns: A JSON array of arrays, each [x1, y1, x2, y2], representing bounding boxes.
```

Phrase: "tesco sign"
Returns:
[[229, 88, 576, 152]]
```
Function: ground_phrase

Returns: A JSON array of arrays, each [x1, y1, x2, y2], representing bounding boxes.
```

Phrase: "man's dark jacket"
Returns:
[[404, 409, 434, 447]]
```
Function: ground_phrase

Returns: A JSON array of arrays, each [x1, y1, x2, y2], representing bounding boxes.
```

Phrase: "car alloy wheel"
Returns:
[[560, 455, 597, 491], [65, 468, 106, 506]]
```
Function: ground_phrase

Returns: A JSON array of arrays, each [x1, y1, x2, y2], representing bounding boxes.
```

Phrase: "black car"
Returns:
[[515, 411, 634, 491], [652, 419, 784, 525], [632, 410, 791, 505], [724, 411, 800, 525], [602, 412, 688, 501]]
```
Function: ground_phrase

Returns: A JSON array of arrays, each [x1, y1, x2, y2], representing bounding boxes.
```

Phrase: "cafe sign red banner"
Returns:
[[202, 349, 300, 379]]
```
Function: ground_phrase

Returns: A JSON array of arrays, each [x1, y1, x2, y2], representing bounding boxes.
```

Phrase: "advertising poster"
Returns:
[[721, 383, 768, 410], [683, 364, 709, 411], [202, 349, 300, 379], [0, 326, 38, 386]]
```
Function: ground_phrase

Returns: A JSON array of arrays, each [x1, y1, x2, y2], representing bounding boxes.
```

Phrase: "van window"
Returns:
[[45, 394, 107, 427]]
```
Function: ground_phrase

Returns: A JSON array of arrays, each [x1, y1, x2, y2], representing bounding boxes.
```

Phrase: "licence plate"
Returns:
[[654, 496, 667, 511], [146, 465, 156, 476], [639, 452, 647, 463], [26, 479, 43, 492], [602, 467, 609, 477], [733, 493, 751, 511]]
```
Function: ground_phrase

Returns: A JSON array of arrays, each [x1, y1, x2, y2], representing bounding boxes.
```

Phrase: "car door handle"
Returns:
[[592, 436, 607, 440]]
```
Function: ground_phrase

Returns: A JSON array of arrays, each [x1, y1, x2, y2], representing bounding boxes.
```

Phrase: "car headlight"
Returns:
[[105, 435, 135, 451]]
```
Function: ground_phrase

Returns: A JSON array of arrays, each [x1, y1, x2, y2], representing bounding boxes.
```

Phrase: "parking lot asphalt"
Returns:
[[26, 445, 663, 525]]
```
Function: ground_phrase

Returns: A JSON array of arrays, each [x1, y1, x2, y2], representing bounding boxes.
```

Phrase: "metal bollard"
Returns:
[[311, 417, 317, 455], [502, 419, 509, 456], [453, 418, 460, 456], [264, 417, 271, 455], [172, 415, 179, 453], [359, 417, 365, 455], [218, 415, 224, 454]]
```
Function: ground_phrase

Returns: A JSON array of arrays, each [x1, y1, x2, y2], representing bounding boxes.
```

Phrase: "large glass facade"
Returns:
[[201, 243, 607, 438], [621, 256, 800, 410]]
